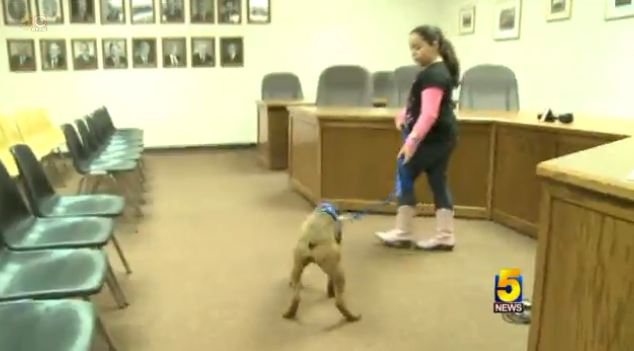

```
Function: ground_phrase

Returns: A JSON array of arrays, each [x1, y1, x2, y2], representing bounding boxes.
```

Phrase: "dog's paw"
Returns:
[[346, 314, 361, 322], [282, 311, 296, 320]]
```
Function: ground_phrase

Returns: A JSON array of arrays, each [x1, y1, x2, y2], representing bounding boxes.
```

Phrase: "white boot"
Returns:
[[414, 208, 455, 251], [374, 205, 415, 246]]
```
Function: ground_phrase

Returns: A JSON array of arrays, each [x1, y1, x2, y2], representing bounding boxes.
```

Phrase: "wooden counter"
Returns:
[[256, 100, 313, 170], [528, 137, 634, 351], [287, 107, 633, 237]]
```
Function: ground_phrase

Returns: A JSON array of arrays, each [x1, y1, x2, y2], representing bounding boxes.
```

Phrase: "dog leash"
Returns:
[[336, 126, 412, 222]]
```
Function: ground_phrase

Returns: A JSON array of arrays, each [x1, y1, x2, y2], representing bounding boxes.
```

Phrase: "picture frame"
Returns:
[[220, 36, 243, 67], [605, 0, 634, 20], [458, 5, 475, 35], [190, 0, 214, 23], [40, 39, 68, 71], [36, 0, 64, 24], [130, 0, 155, 23], [71, 39, 98, 70], [132, 38, 157, 68], [70, 0, 95, 23], [2, 0, 32, 25], [191, 37, 215, 67], [162, 37, 187, 68], [102, 38, 128, 69], [217, 0, 240, 24], [546, 0, 572, 21], [100, 0, 125, 23], [6, 39, 36, 72], [493, 0, 522, 40], [160, 0, 184, 23], [247, 0, 269, 24]]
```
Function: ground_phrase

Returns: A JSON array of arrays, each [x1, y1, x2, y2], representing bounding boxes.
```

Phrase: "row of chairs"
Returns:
[[260, 63, 520, 111], [0, 108, 144, 351]]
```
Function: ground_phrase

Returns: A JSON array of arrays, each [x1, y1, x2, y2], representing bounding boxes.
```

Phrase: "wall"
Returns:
[[0, 0, 434, 147], [437, 1, 634, 118]]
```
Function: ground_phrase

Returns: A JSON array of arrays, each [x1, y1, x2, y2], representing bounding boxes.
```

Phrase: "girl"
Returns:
[[375, 25, 460, 251]]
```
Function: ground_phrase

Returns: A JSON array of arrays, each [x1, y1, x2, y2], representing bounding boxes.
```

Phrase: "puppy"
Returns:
[[283, 202, 361, 322]]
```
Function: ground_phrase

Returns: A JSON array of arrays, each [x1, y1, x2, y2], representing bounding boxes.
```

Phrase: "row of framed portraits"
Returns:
[[7, 36, 244, 72], [1, 0, 270, 25], [458, 0, 634, 40]]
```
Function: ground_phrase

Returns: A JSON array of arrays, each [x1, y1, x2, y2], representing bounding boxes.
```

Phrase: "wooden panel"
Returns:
[[534, 197, 634, 351], [492, 125, 557, 236], [288, 113, 320, 201], [256, 103, 269, 167], [321, 120, 400, 201], [257, 105, 290, 170], [555, 132, 615, 157]]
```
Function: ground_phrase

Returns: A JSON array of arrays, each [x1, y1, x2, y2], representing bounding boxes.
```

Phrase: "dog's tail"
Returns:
[[299, 211, 336, 250]]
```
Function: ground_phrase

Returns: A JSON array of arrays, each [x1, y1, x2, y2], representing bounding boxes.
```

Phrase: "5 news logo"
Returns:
[[493, 268, 524, 313]]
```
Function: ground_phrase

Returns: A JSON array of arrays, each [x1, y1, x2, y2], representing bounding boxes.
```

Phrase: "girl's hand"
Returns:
[[397, 143, 414, 164], [395, 120, 403, 131]]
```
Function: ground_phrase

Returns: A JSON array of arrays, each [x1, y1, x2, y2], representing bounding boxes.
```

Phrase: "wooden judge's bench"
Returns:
[[279, 105, 634, 351]]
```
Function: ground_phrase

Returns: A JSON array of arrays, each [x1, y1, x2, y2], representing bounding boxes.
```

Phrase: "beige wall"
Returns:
[[0, 0, 435, 147]]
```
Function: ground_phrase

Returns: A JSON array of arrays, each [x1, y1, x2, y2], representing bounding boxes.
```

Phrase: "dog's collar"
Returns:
[[316, 202, 339, 221]]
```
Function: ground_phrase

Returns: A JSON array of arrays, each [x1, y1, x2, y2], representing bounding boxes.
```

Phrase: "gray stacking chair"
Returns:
[[315, 65, 373, 107], [388, 65, 423, 107], [458, 64, 519, 111], [372, 71, 395, 102], [261, 72, 304, 100]]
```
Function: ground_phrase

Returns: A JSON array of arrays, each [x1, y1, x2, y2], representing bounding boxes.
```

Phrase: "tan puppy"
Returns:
[[283, 205, 361, 322]]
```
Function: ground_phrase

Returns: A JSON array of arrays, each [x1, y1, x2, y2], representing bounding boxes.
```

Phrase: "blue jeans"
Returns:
[[396, 139, 455, 210]]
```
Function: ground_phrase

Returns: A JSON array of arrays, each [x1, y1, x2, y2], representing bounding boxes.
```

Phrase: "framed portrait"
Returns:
[[218, 0, 240, 24], [605, 0, 634, 20], [70, 0, 95, 23], [40, 39, 67, 71], [71, 39, 98, 70], [100, 0, 125, 23], [130, 0, 154, 23], [247, 0, 268, 23], [160, 0, 183, 22], [190, 0, 214, 23], [220, 37, 243, 67], [6, 39, 36, 72], [162, 37, 187, 68], [36, 0, 63, 24], [102, 38, 128, 69], [2, 0, 32, 25], [132, 38, 157, 68], [191, 37, 215, 67], [459, 5, 475, 35], [546, 0, 572, 21], [493, 0, 522, 40]]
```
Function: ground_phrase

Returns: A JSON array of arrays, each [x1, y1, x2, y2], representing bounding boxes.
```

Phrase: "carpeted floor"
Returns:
[[77, 149, 536, 351]]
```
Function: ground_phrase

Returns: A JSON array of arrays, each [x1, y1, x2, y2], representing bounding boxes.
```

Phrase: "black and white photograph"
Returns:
[[72, 39, 98, 70], [130, 0, 154, 23], [458, 5, 475, 35], [220, 37, 243, 67], [218, 0, 240, 23], [36, 0, 63, 24], [605, 0, 634, 20], [2, 0, 32, 25], [162, 37, 187, 68], [132, 38, 157, 68], [493, 0, 521, 40], [190, 0, 214, 22], [40, 39, 67, 71], [191, 37, 215, 67], [160, 0, 183, 22], [101, 0, 125, 23], [247, 0, 269, 23], [103, 38, 128, 69], [70, 0, 95, 22], [546, 0, 571, 21], [7, 39, 36, 72]]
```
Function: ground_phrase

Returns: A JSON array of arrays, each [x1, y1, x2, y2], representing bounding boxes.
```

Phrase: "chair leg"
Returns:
[[111, 173, 143, 218], [111, 233, 132, 274], [106, 261, 129, 309], [89, 175, 103, 194], [48, 156, 66, 187], [95, 314, 119, 351], [77, 176, 87, 194]]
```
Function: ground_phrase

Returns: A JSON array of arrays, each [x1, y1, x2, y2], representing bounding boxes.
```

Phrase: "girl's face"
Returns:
[[409, 32, 439, 66]]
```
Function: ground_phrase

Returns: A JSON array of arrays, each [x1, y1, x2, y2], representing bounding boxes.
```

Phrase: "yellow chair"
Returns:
[[13, 108, 56, 160], [33, 107, 65, 148], [0, 114, 20, 178]]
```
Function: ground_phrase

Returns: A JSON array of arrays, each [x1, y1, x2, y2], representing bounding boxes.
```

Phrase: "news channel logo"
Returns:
[[29, 15, 48, 32], [493, 268, 524, 313]]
